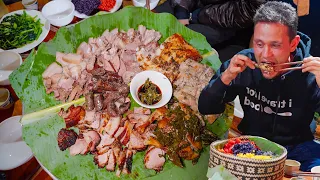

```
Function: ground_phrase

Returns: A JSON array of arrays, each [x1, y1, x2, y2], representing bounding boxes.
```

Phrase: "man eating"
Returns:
[[199, 1, 320, 171]]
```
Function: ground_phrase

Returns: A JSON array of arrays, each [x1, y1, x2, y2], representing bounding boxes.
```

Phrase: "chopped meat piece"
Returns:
[[144, 147, 165, 172], [59, 105, 86, 128], [122, 150, 133, 174], [42, 62, 62, 78], [69, 135, 88, 156], [57, 128, 78, 151], [106, 149, 116, 171], [128, 131, 146, 151], [104, 116, 120, 136], [94, 151, 109, 168], [85, 93, 94, 111], [83, 131, 101, 152], [94, 94, 104, 111]]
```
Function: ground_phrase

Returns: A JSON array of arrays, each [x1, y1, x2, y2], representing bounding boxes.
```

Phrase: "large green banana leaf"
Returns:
[[9, 7, 228, 180]]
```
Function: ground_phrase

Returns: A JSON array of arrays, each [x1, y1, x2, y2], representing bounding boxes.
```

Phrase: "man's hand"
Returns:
[[178, 19, 189, 26], [221, 54, 256, 85], [302, 56, 320, 87]]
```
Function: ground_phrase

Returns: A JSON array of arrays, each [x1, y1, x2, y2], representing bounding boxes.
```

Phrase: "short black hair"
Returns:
[[253, 1, 298, 40]]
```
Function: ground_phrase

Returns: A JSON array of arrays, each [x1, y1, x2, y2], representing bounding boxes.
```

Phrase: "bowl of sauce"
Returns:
[[130, 70, 172, 109]]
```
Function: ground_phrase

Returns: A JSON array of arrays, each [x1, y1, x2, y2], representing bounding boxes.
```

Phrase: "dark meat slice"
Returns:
[[83, 131, 101, 152], [106, 149, 116, 171], [85, 93, 94, 111], [94, 94, 104, 111], [94, 151, 109, 168], [144, 146, 165, 172], [122, 150, 133, 174], [128, 131, 146, 151], [59, 105, 86, 128], [57, 128, 78, 151], [69, 135, 88, 156]]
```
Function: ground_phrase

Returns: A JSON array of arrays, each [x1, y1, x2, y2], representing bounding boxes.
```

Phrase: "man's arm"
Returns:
[[198, 54, 256, 115]]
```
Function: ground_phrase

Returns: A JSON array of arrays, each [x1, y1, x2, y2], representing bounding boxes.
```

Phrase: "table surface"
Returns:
[[0, 1, 312, 180]]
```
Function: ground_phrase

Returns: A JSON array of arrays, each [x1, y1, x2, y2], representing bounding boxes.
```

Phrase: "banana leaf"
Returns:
[[9, 7, 226, 180]]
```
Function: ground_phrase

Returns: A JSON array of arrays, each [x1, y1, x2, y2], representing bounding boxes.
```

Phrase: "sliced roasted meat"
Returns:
[[178, 146, 199, 161], [83, 131, 101, 152], [128, 131, 146, 151], [135, 107, 167, 134], [59, 105, 86, 128], [134, 107, 151, 115], [94, 151, 109, 168], [106, 149, 116, 171], [122, 150, 133, 174], [69, 135, 88, 156], [57, 128, 78, 151], [128, 113, 149, 124], [104, 116, 120, 136], [144, 147, 165, 172], [116, 148, 127, 177], [96, 133, 115, 152]]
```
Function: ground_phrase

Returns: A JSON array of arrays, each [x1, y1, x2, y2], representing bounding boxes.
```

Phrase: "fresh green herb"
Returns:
[[138, 78, 162, 105], [0, 11, 43, 50]]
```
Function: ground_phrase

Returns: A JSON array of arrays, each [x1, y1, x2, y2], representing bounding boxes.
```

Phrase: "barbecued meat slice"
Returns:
[[144, 146, 165, 172], [122, 150, 133, 174], [57, 128, 78, 151], [59, 105, 86, 128]]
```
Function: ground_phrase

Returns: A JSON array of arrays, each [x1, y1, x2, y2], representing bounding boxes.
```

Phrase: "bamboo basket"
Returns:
[[209, 136, 287, 180]]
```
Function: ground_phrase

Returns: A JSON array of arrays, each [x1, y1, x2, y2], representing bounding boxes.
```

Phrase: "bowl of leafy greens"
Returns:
[[0, 10, 50, 53]]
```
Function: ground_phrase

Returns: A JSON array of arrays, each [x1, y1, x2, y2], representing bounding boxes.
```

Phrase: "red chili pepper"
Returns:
[[98, 0, 116, 11]]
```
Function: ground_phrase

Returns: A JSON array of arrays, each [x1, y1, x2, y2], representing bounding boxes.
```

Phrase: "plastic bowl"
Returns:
[[130, 70, 172, 109], [132, 0, 160, 10], [0, 51, 22, 85], [42, 0, 75, 27]]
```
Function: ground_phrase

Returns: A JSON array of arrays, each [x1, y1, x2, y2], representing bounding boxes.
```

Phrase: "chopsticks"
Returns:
[[146, 0, 151, 10], [291, 171, 320, 177], [274, 60, 303, 72]]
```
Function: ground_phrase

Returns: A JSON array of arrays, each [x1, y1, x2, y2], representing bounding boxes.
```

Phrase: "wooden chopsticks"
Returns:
[[274, 60, 303, 72], [146, 0, 150, 10], [291, 171, 320, 177]]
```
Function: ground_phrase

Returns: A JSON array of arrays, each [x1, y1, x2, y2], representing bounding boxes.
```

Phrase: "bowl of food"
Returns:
[[42, 0, 75, 27], [0, 51, 22, 85], [130, 70, 172, 109], [209, 136, 287, 180], [132, 0, 160, 10]]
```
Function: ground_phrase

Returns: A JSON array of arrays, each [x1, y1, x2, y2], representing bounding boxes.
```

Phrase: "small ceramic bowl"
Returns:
[[284, 159, 301, 176], [0, 51, 22, 85], [130, 70, 172, 109], [42, 0, 75, 27], [0, 116, 33, 170], [132, 0, 160, 10]]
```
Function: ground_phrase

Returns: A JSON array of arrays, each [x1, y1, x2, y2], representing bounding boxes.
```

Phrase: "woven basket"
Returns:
[[209, 136, 287, 180]]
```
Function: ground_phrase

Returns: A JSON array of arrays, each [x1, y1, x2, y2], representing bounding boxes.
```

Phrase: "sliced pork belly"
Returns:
[[59, 105, 86, 128], [116, 149, 127, 177], [106, 149, 116, 171], [96, 133, 115, 152], [104, 116, 120, 136], [144, 147, 165, 172], [94, 151, 109, 168], [69, 136, 88, 156], [83, 131, 101, 152], [127, 113, 149, 124], [57, 128, 78, 151], [133, 107, 151, 115], [42, 62, 62, 78], [128, 131, 146, 151]]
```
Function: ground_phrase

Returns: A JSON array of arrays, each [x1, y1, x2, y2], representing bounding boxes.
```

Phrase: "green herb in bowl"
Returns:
[[0, 11, 43, 50], [138, 78, 162, 105]]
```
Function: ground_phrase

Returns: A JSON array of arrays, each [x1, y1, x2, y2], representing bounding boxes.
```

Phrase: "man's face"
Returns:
[[253, 22, 298, 79]]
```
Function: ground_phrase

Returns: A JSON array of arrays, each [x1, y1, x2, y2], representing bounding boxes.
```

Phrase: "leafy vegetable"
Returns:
[[138, 78, 162, 105], [9, 7, 226, 180], [0, 11, 43, 50]]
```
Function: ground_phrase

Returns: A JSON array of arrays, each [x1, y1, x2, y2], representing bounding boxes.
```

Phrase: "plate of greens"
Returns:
[[0, 10, 50, 53]]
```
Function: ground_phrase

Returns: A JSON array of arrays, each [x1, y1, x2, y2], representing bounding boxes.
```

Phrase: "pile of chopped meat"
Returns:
[[43, 25, 161, 102], [57, 105, 167, 176]]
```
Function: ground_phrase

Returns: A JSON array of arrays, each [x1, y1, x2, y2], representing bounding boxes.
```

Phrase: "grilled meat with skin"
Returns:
[[57, 128, 78, 151]]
